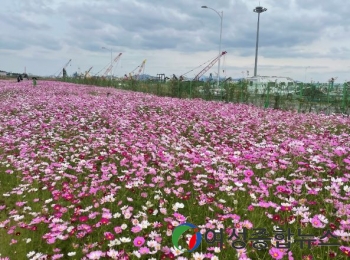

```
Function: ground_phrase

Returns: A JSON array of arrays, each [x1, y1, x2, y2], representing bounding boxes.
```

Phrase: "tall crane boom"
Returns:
[[84, 66, 93, 78], [103, 53, 122, 77], [193, 51, 227, 81], [57, 59, 72, 78], [135, 59, 147, 80]]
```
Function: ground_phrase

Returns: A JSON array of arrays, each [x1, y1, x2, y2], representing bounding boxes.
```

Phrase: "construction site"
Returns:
[[54, 50, 225, 82], [45, 49, 348, 116]]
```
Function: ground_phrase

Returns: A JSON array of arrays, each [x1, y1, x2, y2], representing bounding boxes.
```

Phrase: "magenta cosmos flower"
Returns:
[[340, 246, 350, 257], [104, 232, 115, 240]]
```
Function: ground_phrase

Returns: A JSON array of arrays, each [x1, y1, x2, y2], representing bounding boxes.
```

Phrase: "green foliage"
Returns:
[[61, 78, 350, 115]]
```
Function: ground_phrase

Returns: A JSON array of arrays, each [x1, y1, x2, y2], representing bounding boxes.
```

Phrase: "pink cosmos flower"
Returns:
[[242, 220, 253, 229], [138, 247, 150, 254], [288, 250, 294, 260], [247, 205, 254, 211], [310, 215, 326, 228], [269, 247, 285, 259], [15, 202, 25, 207], [276, 185, 286, 193], [133, 236, 145, 247], [131, 225, 142, 233], [52, 254, 64, 260], [173, 212, 186, 222], [102, 212, 112, 219], [86, 250, 105, 260], [114, 226, 122, 234], [243, 169, 254, 178]]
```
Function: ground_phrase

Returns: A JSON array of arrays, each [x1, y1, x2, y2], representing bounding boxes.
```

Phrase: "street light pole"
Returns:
[[102, 47, 113, 78], [201, 6, 223, 89], [253, 6, 267, 77]]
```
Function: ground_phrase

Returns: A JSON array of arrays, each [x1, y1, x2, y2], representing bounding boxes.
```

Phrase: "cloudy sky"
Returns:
[[1, 0, 349, 82]]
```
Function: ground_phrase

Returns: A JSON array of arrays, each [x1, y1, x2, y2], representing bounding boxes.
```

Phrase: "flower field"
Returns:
[[0, 80, 350, 260]]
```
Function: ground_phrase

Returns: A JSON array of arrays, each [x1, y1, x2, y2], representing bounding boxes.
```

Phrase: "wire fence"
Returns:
[[62, 77, 350, 115]]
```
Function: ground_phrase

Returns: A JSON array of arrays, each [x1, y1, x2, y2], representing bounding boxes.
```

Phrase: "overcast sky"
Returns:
[[1, 0, 349, 82]]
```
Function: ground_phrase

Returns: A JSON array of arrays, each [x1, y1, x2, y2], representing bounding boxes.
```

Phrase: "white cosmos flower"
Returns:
[[113, 213, 121, 218], [317, 214, 328, 224], [145, 201, 153, 207], [288, 218, 296, 224], [140, 220, 151, 228], [292, 206, 309, 215], [192, 252, 206, 260], [170, 246, 185, 256], [225, 186, 233, 191], [121, 224, 127, 230], [147, 240, 157, 247], [133, 251, 141, 258], [172, 202, 184, 211], [119, 237, 131, 243], [214, 247, 221, 253], [333, 230, 350, 237]]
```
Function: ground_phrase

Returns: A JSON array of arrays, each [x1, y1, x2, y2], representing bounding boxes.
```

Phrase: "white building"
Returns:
[[246, 76, 296, 95], [0, 71, 7, 77]]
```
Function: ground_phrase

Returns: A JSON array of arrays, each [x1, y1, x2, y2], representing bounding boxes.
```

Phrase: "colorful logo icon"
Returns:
[[172, 223, 202, 252]]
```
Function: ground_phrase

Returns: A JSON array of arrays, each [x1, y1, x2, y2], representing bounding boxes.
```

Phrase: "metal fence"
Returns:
[[62, 77, 350, 115]]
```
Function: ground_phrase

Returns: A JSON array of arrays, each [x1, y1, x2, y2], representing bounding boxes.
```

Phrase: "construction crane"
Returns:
[[57, 59, 72, 78], [84, 66, 93, 78], [193, 51, 227, 81], [102, 53, 122, 78]]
